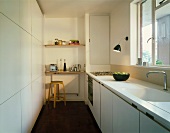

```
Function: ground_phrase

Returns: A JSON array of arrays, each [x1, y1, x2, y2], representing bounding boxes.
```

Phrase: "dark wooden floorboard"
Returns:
[[31, 101, 101, 133]]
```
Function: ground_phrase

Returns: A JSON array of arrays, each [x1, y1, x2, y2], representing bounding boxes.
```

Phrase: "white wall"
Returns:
[[110, 0, 170, 89], [110, 2, 131, 66], [0, 0, 43, 132], [44, 18, 85, 67], [44, 18, 85, 45], [44, 17, 85, 101]]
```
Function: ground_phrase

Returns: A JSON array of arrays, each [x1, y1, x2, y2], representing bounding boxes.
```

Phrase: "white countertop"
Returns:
[[87, 72, 170, 129]]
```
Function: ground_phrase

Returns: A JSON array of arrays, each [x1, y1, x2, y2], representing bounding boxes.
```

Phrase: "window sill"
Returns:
[[131, 65, 170, 70]]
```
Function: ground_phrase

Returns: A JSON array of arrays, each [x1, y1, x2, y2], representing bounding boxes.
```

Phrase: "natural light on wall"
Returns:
[[130, 0, 170, 66]]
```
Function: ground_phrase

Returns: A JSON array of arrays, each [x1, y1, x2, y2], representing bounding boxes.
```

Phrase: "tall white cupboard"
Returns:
[[89, 15, 110, 65], [0, 0, 43, 133]]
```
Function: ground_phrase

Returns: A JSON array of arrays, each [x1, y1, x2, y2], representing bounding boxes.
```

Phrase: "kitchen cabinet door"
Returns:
[[93, 80, 101, 128], [20, 0, 31, 33], [140, 112, 169, 133], [89, 15, 110, 65], [101, 85, 112, 133], [31, 0, 43, 41], [32, 37, 43, 81], [0, 0, 20, 25], [20, 29, 31, 89], [32, 77, 43, 125], [112, 94, 139, 133], [21, 85, 33, 133], [0, 93, 21, 133], [0, 14, 21, 104]]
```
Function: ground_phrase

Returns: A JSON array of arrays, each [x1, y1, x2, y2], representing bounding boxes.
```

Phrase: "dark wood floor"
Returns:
[[31, 101, 101, 133]]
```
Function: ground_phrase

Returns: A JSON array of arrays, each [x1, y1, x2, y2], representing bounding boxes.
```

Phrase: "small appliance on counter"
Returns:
[[50, 64, 58, 71], [69, 64, 81, 72], [75, 64, 81, 71]]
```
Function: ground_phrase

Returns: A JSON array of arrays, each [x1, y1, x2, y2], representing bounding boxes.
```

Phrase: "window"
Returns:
[[132, 0, 170, 66]]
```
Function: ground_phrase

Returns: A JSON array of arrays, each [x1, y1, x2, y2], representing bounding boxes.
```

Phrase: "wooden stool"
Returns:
[[48, 81, 66, 108]]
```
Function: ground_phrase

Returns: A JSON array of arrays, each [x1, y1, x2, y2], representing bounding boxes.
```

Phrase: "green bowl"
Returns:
[[113, 73, 130, 81]]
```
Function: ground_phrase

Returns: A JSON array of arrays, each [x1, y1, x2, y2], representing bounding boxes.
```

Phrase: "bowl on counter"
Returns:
[[113, 72, 130, 81]]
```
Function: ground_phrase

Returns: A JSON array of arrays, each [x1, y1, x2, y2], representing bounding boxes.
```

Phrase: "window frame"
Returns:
[[138, 0, 156, 66], [130, 0, 170, 67]]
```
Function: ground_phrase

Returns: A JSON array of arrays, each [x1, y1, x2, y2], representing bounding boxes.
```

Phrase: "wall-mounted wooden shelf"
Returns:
[[45, 71, 85, 75], [44, 44, 85, 47]]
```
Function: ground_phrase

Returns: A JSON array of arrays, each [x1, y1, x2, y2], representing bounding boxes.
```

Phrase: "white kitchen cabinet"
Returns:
[[112, 94, 139, 133], [0, 0, 20, 25], [0, 14, 21, 104], [32, 77, 43, 125], [37, 42, 43, 76], [89, 15, 110, 65], [140, 112, 169, 133], [93, 80, 101, 128], [32, 37, 43, 81], [32, 37, 39, 81], [31, 0, 43, 41], [101, 85, 112, 133], [21, 29, 32, 89], [21, 85, 33, 133], [20, 0, 31, 33], [0, 0, 43, 132], [0, 93, 21, 133]]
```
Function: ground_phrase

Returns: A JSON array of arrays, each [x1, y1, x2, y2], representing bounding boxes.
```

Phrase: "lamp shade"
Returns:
[[113, 44, 121, 52], [113, 36, 128, 52]]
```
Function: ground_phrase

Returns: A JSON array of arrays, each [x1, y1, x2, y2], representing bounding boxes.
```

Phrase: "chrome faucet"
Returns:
[[146, 71, 167, 91]]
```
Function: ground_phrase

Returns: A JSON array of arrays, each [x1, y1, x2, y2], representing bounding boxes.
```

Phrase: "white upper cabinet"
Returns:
[[31, 0, 43, 42], [140, 112, 169, 133], [20, 29, 32, 88], [32, 37, 43, 81], [0, 14, 21, 104], [20, 0, 31, 33], [0, 0, 20, 25], [89, 15, 110, 65]]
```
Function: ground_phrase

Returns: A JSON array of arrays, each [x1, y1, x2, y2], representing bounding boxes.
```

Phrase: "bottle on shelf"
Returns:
[[59, 58, 63, 71], [63, 59, 67, 71], [55, 38, 58, 45], [56, 59, 59, 71]]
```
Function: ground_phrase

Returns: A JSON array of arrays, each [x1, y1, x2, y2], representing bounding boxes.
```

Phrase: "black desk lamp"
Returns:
[[113, 36, 128, 52]]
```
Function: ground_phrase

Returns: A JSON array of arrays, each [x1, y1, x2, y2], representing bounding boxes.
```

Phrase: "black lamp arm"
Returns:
[[118, 36, 128, 44]]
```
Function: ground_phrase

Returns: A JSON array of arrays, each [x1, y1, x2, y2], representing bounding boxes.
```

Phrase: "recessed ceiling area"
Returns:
[[37, 0, 131, 18]]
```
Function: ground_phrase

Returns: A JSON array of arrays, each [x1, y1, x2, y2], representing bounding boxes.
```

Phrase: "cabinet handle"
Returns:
[[146, 112, 154, 120], [132, 103, 137, 109]]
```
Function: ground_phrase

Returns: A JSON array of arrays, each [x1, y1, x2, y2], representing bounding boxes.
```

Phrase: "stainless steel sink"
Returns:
[[121, 87, 170, 102]]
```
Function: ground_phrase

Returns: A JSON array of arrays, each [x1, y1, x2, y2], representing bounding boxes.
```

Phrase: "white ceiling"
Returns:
[[37, 0, 132, 18]]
